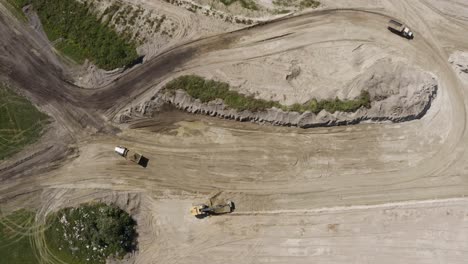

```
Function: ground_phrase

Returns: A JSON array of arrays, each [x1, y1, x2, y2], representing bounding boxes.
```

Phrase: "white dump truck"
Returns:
[[387, 20, 414, 39], [115, 146, 148, 167]]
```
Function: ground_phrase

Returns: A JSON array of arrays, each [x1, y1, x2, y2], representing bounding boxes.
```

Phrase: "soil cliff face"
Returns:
[[116, 62, 438, 128]]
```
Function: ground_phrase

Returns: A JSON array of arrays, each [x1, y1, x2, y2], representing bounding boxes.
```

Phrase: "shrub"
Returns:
[[32, 0, 139, 70], [5, 0, 30, 20], [218, 0, 258, 10], [299, 0, 320, 9], [45, 203, 137, 264]]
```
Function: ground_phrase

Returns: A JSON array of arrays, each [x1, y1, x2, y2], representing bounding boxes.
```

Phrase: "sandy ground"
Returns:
[[144, 197, 468, 263], [1, 0, 468, 263]]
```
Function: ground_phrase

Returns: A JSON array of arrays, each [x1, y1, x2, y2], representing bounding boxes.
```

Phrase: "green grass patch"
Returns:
[[21, 0, 139, 70], [54, 39, 87, 64], [238, 0, 258, 10], [0, 210, 40, 264], [218, 0, 259, 10], [272, 0, 320, 9], [164, 75, 371, 114], [219, 0, 236, 5], [273, 9, 291, 14], [272, 0, 293, 7], [0, 84, 49, 160], [45, 203, 137, 264], [4, 0, 29, 21], [299, 0, 320, 9]]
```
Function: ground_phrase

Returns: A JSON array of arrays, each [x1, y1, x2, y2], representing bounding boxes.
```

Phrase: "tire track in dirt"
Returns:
[[1, 2, 468, 263]]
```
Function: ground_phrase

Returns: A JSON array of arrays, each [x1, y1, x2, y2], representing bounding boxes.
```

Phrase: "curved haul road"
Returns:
[[1, 1, 468, 263]]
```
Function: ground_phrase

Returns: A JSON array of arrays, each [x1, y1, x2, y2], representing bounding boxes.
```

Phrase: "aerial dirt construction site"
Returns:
[[1, 0, 468, 263]]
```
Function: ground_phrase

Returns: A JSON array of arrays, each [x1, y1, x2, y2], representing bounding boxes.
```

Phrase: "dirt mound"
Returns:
[[116, 59, 438, 127], [194, 43, 393, 105], [350, 59, 438, 120], [449, 51, 468, 84]]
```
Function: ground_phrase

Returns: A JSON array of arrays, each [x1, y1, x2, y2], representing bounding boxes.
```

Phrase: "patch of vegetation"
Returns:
[[272, 0, 293, 7], [151, 14, 167, 33], [21, 0, 139, 70], [54, 39, 88, 64], [239, 0, 259, 10], [299, 0, 320, 9], [5, 0, 29, 21], [218, 0, 258, 10], [164, 75, 371, 114], [102, 2, 122, 22], [165, 75, 281, 111], [6, 0, 30, 7], [273, 9, 291, 14], [287, 91, 371, 114], [45, 203, 137, 264], [0, 84, 49, 160], [219, 0, 236, 5], [273, 0, 320, 9], [0, 210, 39, 264]]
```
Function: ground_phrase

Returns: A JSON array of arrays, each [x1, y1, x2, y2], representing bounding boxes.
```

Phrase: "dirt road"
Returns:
[[1, 0, 468, 263]]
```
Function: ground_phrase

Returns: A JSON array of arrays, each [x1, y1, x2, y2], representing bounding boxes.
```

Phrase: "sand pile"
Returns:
[[116, 59, 438, 127]]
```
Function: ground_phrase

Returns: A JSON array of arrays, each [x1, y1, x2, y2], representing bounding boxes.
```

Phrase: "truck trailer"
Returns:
[[388, 20, 414, 39]]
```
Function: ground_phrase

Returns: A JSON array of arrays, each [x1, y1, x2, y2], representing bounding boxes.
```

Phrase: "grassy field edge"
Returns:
[[0, 84, 49, 160], [0, 210, 40, 263]]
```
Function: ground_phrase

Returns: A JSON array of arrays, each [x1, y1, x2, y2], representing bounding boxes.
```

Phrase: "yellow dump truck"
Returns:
[[191, 200, 234, 218], [114, 146, 148, 167]]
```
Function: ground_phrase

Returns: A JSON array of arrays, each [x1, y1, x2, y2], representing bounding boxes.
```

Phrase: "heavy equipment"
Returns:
[[114, 146, 148, 167], [387, 20, 414, 39], [191, 200, 234, 218]]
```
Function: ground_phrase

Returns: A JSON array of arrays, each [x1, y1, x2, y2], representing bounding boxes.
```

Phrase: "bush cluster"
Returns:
[[6, 0, 30, 10], [45, 203, 137, 264], [5, 0, 29, 20], [164, 75, 371, 114], [18, 0, 139, 70], [299, 0, 320, 8], [164, 75, 281, 111], [288, 91, 371, 114], [219, 0, 259, 10]]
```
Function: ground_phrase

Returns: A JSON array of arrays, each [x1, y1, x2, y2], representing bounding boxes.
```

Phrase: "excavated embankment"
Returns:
[[116, 62, 438, 128]]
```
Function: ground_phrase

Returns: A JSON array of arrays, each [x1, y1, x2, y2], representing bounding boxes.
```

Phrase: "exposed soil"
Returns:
[[117, 59, 438, 127], [2, 0, 468, 263], [449, 51, 468, 84]]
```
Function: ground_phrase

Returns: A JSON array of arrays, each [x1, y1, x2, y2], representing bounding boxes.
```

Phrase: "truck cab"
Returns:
[[114, 146, 128, 156], [402, 27, 414, 39]]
